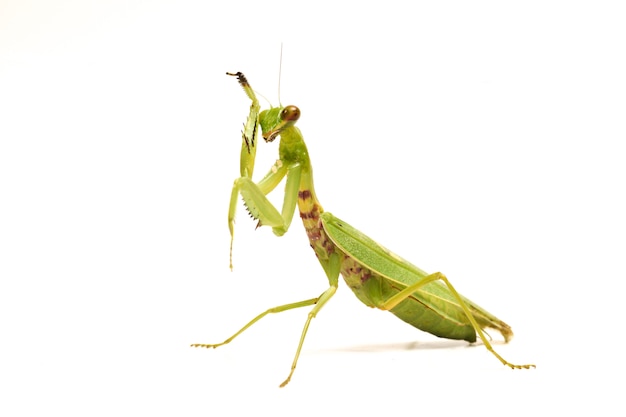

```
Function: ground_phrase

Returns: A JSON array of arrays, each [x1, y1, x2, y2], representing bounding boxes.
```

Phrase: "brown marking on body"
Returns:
[[339, 255, 374, 290], [306, 228, 322, 241], [299, 210, 317, 219], [298, 190, 312, 200], [322, 236, 335, 254]]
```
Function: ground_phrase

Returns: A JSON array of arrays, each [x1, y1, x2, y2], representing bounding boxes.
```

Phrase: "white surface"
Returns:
[[1, 1, 624, 415]]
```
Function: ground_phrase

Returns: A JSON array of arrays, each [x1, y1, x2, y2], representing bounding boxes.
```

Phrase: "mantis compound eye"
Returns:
[[281, 105, 300, 122]]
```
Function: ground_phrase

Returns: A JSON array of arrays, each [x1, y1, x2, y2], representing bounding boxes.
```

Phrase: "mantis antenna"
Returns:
[[278, 43, 283, 106]]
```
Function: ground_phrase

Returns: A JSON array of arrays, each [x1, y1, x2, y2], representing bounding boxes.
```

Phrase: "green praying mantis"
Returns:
[[192, 71, 535, 387]]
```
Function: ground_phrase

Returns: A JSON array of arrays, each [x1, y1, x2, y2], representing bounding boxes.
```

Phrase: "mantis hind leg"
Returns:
[[380, 272, 535, 370]]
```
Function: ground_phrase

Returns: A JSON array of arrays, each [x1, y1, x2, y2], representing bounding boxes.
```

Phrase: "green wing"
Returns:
[[321, 212, 513, 342]]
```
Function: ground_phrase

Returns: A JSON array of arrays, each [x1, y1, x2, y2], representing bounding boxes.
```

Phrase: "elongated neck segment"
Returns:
[[277, 126, 331, 263], [261, 103, 330, 260], [277, 125, 322, 212]]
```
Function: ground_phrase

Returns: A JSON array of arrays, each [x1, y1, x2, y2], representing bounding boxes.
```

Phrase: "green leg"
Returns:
[[279, 252, 342, 387], [279, 285, 337, 387], [228, 162, 302, 269], [380, 272, 535, 370], [191, 288, 338, 388], [191, 297, 319, 349], [226, 72, 261, 179]]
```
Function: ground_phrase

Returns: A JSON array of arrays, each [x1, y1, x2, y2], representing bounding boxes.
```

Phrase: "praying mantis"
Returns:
[[192, 71, 535, 387]]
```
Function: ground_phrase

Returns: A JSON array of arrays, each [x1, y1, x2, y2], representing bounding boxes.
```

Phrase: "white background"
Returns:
[[1, 1, 624, 415]]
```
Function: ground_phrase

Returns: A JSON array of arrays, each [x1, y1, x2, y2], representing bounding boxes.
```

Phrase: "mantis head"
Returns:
[[259, 105, 301, 143]]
